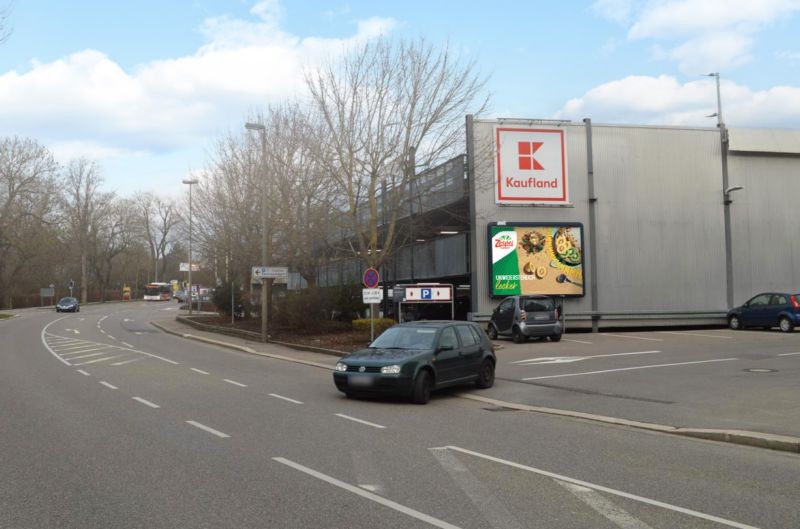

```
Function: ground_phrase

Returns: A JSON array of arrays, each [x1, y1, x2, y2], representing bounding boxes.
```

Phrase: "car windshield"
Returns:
[[369, 326, 438, 350], [60, 298, 76, 303]]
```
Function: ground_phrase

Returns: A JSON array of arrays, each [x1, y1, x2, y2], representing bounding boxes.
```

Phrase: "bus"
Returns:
[[144, 282, 172, 301]]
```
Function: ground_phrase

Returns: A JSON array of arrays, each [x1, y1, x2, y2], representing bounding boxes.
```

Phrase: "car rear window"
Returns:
[[521, 297, 554, 312]]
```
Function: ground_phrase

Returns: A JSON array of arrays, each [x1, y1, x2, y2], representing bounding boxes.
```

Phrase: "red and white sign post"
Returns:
[[494, 127, 569, 205]]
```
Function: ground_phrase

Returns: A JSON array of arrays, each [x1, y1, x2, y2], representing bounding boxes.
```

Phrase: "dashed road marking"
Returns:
[[191, 368, 210, 375], [99, 381, 118, 390], [73, 355, 127, 366], [111, 357, 145, 366], [186, 420, 229, 438], [223, 379, 248, 388], [121, 342, 134, 348], [77, 369, 90, 376], [778, 352, 800, 356], [335, 413, 386, 429], [132, 397, 160, 409], [269, 393, 303, 404]]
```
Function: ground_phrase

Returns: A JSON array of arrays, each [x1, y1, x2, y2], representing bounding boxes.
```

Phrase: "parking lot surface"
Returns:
[[487, 328, 800, 437]]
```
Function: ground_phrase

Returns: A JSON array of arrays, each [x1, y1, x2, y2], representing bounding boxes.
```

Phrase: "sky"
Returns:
[[1, 0, 799, 196]]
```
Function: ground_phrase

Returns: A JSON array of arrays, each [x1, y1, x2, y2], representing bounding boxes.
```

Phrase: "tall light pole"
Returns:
[[245, 122, 270, 342], [182, 178, 199, 315], [707, 72, 734, 309]]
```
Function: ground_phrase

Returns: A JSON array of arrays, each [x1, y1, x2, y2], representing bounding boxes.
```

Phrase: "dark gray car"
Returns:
[[487, 295, 562, 343]]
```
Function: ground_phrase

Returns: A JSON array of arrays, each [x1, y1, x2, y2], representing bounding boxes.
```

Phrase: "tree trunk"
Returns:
[[80, 252, 88, 303]]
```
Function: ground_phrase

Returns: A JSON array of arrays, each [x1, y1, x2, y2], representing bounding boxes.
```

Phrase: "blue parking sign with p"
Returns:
[[421, 288, 432, 299]]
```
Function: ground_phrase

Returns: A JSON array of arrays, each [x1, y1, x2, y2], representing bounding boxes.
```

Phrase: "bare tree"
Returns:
[[62, 159, 111, 303], [305, 37, 489, 269], [135, 192, 181, 282], [89, 199, 135, 301], [0, 137, 59, 307]]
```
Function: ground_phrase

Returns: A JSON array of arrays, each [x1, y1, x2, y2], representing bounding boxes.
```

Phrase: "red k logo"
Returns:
[[518, 141, 544, 171]]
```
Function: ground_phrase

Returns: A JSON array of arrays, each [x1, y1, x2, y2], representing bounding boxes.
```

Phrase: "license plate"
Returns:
[[349, 376, 373, 387], [534, 314, 549, 320]]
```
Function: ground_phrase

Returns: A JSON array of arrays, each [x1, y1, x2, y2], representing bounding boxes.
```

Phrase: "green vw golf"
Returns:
[[333, 321, 496, 404]]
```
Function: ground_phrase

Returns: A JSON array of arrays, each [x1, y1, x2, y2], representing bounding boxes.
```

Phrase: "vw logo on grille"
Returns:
[[359, 366, 366, 373]]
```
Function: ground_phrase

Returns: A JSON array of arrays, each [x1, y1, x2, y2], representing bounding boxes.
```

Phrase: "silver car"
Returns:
[[487, 295, 562, 343]]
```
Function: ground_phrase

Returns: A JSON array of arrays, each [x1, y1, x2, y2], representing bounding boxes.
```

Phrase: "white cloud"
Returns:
[[554, 75, 800, 129], [596, 0, 800, 73], [0, 1, 397, 162]]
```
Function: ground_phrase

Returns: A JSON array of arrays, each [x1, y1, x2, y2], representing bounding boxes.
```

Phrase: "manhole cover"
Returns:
[[745, 368, 777, 373]]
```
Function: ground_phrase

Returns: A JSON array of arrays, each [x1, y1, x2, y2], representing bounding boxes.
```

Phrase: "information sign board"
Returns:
[[362, 288, 383, 304], [252, 266, 289, 279]]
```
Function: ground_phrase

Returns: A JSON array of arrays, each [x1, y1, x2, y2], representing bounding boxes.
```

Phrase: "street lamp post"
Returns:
[[245, 122, 270, 343], [707, 72, 734, 309], [182, 178, 199, 315]]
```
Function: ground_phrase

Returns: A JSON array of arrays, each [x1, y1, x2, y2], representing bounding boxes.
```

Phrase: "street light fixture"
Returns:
[[245, 121, 270, 343], [182, 178, 199, 315]]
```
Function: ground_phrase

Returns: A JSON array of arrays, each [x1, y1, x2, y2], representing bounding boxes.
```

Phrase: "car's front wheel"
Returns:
[[411, 370, 432, 404], [779, 316, 794, 333], [475, 359, 495, 389], [729, 315, 741, 330]]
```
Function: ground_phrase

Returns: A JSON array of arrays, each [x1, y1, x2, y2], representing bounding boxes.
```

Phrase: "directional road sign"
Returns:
[[252, 266, 289, 279]]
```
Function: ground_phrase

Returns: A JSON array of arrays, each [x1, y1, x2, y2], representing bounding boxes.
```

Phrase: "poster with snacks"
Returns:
[[488, 223, 584, 297]]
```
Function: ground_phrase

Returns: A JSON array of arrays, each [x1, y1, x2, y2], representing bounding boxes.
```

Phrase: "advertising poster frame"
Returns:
[[487, 222, 585, 298]]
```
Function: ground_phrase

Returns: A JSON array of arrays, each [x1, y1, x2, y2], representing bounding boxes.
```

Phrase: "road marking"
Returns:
[[99, 381, 118, 390], [64, 328, 80, 335], [522, 358, 738, 380], [778, 352, 800, 356], [186, 420, 229, 438], [111, 357, 145, 366], [121, 342, 133, 348], [223, 378, 248, 388], [77, 369, 90, 376], [440, 446, 760, 529], [335, 413, 386, 429], [351, 451, 385, 496], [269, 393, 303, 404], [273, 457, 461, 529], [563, 338, 593, 344], [108, 335, 116, 340], [132, 397, 160, 408], [59, 346, 108, 355], [513, 351, 661, 365], [659, 331, 732, 339], [556, 480, 655, 529], [41, 320, 74, 366], [99, 316, 107, 323], [52, 343, 96, 351], [135, 332, 142, 335], [191, 368, 210, 375], [99, 329, 106, 334], [68, 351, 112, 360], [601, 333, 663, 342], [73, 355, 127, 366], [48, 337, 80, 344], [430, 448, 525, 529]]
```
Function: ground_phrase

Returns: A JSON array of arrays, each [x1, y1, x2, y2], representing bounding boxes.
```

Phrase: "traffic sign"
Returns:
[[363, 267, 380, 288], [404, 285, 453, 302], [252, 266, 289, 279], [362, 288, 383, 304]]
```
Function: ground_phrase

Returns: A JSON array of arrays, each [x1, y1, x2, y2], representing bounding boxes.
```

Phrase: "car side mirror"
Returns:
[[436, 344, 454, 353]]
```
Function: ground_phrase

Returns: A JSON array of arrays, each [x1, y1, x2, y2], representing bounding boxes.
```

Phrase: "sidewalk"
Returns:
[[153, 316, 800, 454]]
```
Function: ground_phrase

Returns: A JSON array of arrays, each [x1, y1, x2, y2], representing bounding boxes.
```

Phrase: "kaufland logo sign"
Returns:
[[495, 127, 569, 204]]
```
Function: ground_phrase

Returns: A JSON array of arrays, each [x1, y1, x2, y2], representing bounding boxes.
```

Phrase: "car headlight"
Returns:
[[334, 362, 348, 372], [380, 364, 401, 375]]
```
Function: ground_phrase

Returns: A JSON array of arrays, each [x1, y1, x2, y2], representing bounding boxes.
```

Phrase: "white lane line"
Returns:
[[335, 413, 386, 429], [99, 381, 118, 390], [269, 393, 303, 404], [659, 331, 732, 339], [52, 343, 95, 351], [132, 397, 160, 409], [601, 333, 663, 342], [778, 352, 800, 356], [440, 446, 760, 529], [98, 316, 107, 323], [72, 355, 127, 366], [48, 337, 81, 344], [430, 448, 525, 529], [186, 420, 229, 438], [513, 350, 661, 365], [108, 335, 116, 340], [111, 357, 145, 366], [41, 319, 74, 366], [135, 332, 142, 335], [556, 480, 655, 529], [121, 342, 134, 348], [273, 457, 461, 529], [223, 379, 248, 388], [191, 368, 210, 375], [99, 329, 107, 334], [522, 358, 738, 381], [67, 351, 112, 360], [563, 338, 593, 344], [77, 369, 90, 376]]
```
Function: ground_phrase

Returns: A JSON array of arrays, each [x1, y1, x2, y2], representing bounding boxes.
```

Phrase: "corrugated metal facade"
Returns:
[[469, 118, 800, 326]]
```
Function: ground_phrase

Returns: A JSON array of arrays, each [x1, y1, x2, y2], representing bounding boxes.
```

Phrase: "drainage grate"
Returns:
[[745, 368, 777, 373]]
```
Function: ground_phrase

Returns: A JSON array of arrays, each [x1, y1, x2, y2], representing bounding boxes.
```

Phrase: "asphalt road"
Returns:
[[1, 303, 799, 529]]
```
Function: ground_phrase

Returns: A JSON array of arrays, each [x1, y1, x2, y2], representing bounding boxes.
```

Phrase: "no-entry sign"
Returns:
[[495, 126, 569, 205]]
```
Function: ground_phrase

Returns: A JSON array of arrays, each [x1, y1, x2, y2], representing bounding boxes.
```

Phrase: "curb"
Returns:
[[150, 321, 335, 371], [151, 319, 800, 454], [456, 393, 800, 454]]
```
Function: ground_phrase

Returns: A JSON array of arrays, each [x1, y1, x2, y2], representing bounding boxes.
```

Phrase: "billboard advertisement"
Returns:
[[494, 126, 569, 204], [488, 223, 584, 297]]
